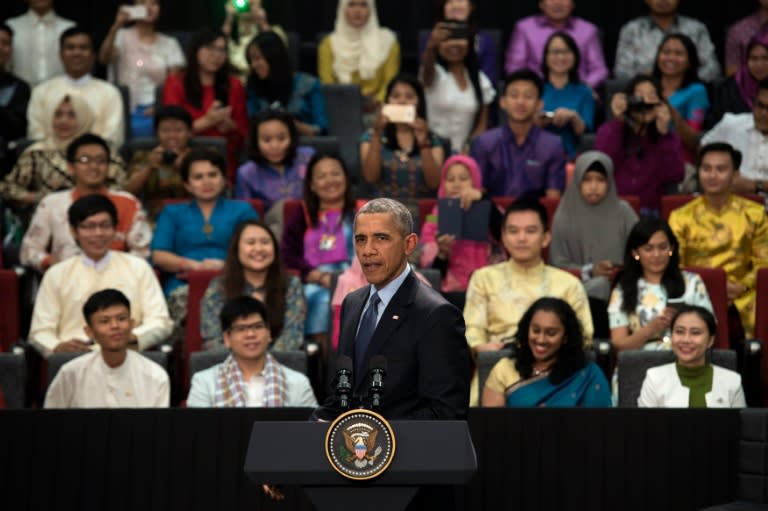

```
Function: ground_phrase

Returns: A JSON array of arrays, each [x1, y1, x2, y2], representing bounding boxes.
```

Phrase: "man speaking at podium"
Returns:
[[313, 198, 471, 421]]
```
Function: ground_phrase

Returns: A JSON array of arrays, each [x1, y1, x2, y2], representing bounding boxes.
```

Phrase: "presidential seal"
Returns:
[[324, 409, 396, 481]]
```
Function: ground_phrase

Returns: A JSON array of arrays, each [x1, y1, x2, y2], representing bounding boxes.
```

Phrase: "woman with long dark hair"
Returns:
[[482, 297, 612, 407], [245, 31, 328, 136]]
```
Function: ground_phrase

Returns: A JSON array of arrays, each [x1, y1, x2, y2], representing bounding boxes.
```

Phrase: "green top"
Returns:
[[676, 363, 714, 408]]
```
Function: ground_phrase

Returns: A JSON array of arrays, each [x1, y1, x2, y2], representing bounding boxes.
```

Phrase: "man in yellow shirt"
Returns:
[[669, 142, 768, 338]]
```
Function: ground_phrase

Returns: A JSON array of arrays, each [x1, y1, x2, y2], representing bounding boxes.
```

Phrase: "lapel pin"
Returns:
[[392, 315, 400, 320]]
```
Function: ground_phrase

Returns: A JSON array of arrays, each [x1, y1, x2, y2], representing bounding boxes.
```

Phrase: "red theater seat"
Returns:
[[684, 266, 730, 349], [0, 270, 19, 352]]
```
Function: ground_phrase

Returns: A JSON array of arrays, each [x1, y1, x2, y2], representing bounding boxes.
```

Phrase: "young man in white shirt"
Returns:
[[44, 288, 170, 408], [186, 296, 317, 408]]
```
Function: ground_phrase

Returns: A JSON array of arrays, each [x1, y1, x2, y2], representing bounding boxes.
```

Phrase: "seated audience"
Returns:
[[613, 0, 720, 82], [123, 105, 193, 220], [538, 31, 595, 161], [29, 194, 172, 357], [707, 32, 768, 129], [44, 289, 170, 409], [20, 134, 150, 272], [6, 0, 74, 87], [0, 23, 30, 176], [464, 197, 593, 405], [504, 0, 608, 90], [187, 296, 317, 407], [222, 0, 286, 80], [701, 79, 768, 194], [150, 148, 258, 326], [724, 0, 768, 77], [360, 73, 443, 211], [482, 297, 612, 407], [638, 305, 746, 408], [594, 74, 684, 216], [245, 31, 328, 136], [201, 219, 306, 351], [235, 108, 315, 213], [652, 33, 709, 163], [1, 93, 126, 215], [669, 142, 768, 339], [162, 27, 247, 181], [550, 151, 638, 337], [281, 153, 355, 347], [98, 0, 185, 138], [608, 218, 713, 353], [418, 0, 499, 83], [27, 26, 125, 146], [421, 21, 494, 153], [470, 69, 566, 199], [317, 0, 400, 119]]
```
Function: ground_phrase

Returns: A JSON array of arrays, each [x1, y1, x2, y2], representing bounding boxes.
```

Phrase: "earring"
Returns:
[[633, 254, 640, 261], [668, 251, 673, 257]]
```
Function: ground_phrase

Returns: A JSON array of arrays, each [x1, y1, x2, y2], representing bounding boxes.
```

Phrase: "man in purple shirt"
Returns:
[[503, 0, 608, 90], [470, 69, 565, 199]]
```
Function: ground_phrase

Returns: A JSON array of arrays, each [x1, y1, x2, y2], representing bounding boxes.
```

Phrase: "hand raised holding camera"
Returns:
[[654, 102, 672, 135], [610, 92, 628, 119]]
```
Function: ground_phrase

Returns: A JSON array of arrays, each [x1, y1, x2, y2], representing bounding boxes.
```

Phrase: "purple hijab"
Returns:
[[735, 31, 768, 108]]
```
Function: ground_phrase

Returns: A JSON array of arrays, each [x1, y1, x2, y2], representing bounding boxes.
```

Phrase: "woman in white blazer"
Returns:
[[638, 305, 746, 408]]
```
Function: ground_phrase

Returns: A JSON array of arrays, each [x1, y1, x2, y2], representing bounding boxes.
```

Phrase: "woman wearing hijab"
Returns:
[[549, 150, 638, 337], [317, 0, 400, 119]]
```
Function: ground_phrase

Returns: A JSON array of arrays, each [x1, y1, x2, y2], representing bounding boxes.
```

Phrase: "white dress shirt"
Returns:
[[701, 113, 768, 181], [6, 10, 75, 87]]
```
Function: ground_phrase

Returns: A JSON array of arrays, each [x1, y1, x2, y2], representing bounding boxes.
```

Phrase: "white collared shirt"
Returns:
[[6, 10, 75, 86], [63, 73, 93, 88], [79, 251, 112, 271], [359, 263, 413, 330], [701, 112, 768, 181]]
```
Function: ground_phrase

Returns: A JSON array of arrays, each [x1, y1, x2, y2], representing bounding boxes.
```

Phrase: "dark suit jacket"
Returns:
[[314, 270, 471, 420]]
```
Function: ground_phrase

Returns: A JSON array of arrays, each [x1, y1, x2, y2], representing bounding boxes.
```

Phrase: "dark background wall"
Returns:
[[0, 0, 756, 75]]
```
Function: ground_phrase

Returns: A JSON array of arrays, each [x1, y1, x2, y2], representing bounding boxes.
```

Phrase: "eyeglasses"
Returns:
[[228, 321, 267, 334], [77, 221, 115, 232], [76, 155, 109, 166]]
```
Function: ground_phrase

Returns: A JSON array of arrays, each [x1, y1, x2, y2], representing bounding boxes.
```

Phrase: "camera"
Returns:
[[162, 151, 177, 165], [441, 20, 471, 40], [626, 96, 657, 112]]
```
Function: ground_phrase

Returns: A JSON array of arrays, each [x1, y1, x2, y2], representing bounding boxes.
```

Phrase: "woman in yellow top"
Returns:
[[317, 0, 400, 112]]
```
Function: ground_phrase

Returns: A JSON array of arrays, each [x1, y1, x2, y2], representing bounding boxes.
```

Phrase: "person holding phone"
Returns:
[[222, 0, 287, 81], [360, 73, 444, 212], [98, 0, 185, 138]]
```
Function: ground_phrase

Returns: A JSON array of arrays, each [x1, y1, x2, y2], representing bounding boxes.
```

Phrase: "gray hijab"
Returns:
[[550, 150, 638, 267]]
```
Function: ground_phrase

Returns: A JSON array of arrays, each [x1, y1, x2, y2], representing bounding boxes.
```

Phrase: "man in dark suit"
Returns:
[[314, 198, 471, 420]]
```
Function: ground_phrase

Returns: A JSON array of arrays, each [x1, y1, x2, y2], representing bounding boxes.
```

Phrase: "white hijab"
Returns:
[[330, 0, 396, 82]]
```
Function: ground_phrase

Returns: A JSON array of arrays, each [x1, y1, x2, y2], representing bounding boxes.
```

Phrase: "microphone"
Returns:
[[335, 355, 353, 410], [368, 355, 387, 410]]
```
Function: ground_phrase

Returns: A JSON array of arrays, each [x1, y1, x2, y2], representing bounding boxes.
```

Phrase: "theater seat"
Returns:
[[0, 352, 25, 409], [476, 348, 514, 406], [185, 270, 223, 357], [0, 269, 20, 352], [755, 268, 768, 405], [684, 266, 730, 348]]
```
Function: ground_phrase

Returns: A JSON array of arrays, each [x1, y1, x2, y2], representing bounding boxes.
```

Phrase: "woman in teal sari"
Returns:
[[482, 297, 612, 407]]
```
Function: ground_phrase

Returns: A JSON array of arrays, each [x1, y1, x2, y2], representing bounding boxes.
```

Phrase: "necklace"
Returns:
[[202, 221, 214, 239], [532, 366, 551, 377]]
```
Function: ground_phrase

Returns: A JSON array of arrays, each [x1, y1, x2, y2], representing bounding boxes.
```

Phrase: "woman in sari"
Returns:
[[482, 297, 612, 407]]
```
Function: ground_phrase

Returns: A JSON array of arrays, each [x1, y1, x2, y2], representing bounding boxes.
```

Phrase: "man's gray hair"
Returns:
[[354, 198, 414, 237]]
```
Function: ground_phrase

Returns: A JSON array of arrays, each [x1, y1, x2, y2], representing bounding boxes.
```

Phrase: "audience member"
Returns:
[[418, 0, 499, 84], [317, 0, 400, 121], [608, 218, 712, 354], [613, 0, 720, 82], [26, 27, 125, 146], [6, 0, 75, 87], [651, 33, 709, 162], [0, 23, 30, 176], [421, 20, 495, 153], [482, 297, 611, 407], [200, 219, 306, 351], [470, 69, 566, 199], [504, 0, 608, 90], [463, 197, 593, 404], [594, 74, 684, 216], [150, 148, 258, 322], [702, 79, 768, 193], [235, 108, 315, 214], [281, 153, 355, 348], [123, 105, 193, 220], [221, 0, 286, 80], [98, 0, 185, 138], [550, 151, 638, 337], [360, 73, 443, 210], [724, 0, 768, 77], [44, 289, 170, 408], [20, 133, 149, 272], [187, 295, 317, 407], [538, 31, 595, 161], [707, 32, 768, 129], [29, 194, 172, 357], [669, 142, 768, 339], [161, 27, 247, 181], [245, 31, 328, 136], [638, 305, 746, 408]]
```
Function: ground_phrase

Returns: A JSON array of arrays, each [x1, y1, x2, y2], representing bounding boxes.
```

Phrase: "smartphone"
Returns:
[[122, 5, 148, 20], [382, 104, 416, 124], [232, 0, 250, 13], [539, 111, 554, 119], [441, 20, 470, 40], [162, 151, 177, 165]]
